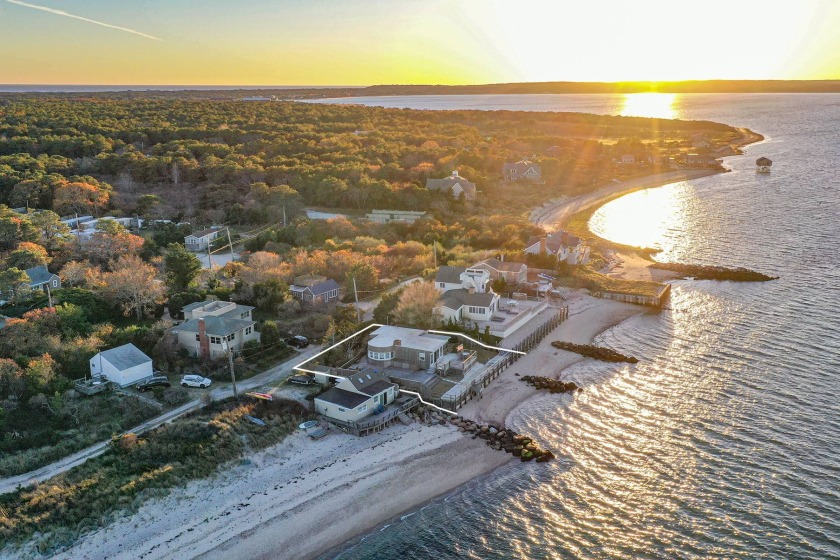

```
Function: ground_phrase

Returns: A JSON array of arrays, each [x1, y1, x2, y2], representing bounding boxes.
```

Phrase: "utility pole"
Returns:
[[206, 243, 213, 271], [45, 282, 53, 308], [226, 227, 234, 261], [352, 276, 361, 322], [282, 205, 287, 228], [433, 240, 437, 268], [224, 342, 238, 399]]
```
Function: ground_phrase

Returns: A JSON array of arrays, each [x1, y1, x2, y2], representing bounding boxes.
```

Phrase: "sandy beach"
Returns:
[[42, 292, 639, 560]]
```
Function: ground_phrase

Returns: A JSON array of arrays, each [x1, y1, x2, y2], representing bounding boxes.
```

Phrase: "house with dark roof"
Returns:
[[314, 368, 398, 424], [89, 343, 153, 387], [433, 266, 500, 323], [25, 265, 61, 292], [473, 258, 527, 285], [289, 275, 340, 306], [425, 170, 477, 200], [503, 159, 542, 182], [525, 231, 591, 265], [170, 300, 258, 358], [184, 226, 223, 252]]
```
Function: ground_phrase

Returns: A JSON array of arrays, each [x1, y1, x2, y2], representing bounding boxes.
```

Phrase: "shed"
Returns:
[[90, 343, 154, 387]]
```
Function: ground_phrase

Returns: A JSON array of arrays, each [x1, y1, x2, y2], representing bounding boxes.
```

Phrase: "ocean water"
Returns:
[[318, 94, 840, 559]]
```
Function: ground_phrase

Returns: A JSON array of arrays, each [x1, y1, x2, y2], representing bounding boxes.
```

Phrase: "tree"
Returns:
[[163, 243, 202, 293], [0, 205, 38, 250], [53, 181, 109, 216], [8, 179, 50, 210], [59, 261, 93, 287], [98, 255, 166, 320], [28, 210, 71, 250], [373, 289, 402, 324], [346, 261, 379, 294], [6, 242, 50, 269], [393, 281, 441, 329], [135, 194, 162, 218], [252, 278, 289, 312], [85, 229, 144, 267], [0, 267, 31, 304]]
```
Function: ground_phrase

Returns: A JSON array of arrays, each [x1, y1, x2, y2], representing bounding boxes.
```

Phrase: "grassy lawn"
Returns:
[[0, 397, 312, 555]]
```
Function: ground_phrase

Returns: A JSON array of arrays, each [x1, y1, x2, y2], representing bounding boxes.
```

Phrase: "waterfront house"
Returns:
[[171, 300, 258, 358], [524, 231, 591, 265], [433, 266, 500, 323], [620, 154, 636, 164], [685, 153, 721, 167], [289, 275, 340, 306], [89, 343, 153, 387], [365, 209, 427, 224], [24, 265, 61, 292], [473, 258, 528, 286], [366, 325, 449, 370], [184, 226, 223, 252], [314, 368, 398, 423], [425, 170, 477, 200], [503, 159, 542, 182]]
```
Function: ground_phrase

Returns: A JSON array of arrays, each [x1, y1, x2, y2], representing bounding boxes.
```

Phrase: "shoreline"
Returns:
[[45, 295, 640, 560]]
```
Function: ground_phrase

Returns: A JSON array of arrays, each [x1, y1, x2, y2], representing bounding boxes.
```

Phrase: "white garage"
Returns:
[[90, 343, 154, 387]]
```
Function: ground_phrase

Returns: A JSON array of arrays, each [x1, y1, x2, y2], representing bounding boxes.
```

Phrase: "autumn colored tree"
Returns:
[[393, 281, 441, 329], [97, 255, 166, 320], [0, 206, 39, 250], [0, 267, 31, 304], [84, 229, 144, 267], [28, 210, 71, 250], [6, 241, 50, 269], [53, 181, 109, 216]]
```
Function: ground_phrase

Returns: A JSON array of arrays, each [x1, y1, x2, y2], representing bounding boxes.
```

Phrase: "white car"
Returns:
[[181, 375, 212, 388]]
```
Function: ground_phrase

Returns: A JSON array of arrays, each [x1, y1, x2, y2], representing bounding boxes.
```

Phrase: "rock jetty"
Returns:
[[649, 262, 777, 281], [550, 341, 638, 363], [519, 375, 580, 394], [449, 417, 555, 463]]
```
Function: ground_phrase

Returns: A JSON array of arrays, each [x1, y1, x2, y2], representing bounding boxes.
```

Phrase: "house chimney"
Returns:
[[197, 318, 210, 360], [468, 287, 475, 294], [539, 237, 547, 254], [394, 339, 401, 346]]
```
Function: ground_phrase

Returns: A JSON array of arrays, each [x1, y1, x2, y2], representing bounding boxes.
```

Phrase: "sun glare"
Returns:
[[620, 93, 678, 119]]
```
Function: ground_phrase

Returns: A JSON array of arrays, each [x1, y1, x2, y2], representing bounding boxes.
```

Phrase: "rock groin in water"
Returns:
[[650, 262, 777, 281], [450, 418, 555, 463], [550, 341, 639, 363]]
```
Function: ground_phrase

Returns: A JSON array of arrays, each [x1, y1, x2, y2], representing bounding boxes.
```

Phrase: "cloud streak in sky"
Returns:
[[6, 0, 163, 41]]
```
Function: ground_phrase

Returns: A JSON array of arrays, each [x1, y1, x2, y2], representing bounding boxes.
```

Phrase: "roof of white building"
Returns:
[[368, 325, 449, 352], [98, 343, 151, 371]]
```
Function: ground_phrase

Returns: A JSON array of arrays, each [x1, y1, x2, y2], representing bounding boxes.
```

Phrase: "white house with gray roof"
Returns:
[[425, 170, 477, 200], [184, 226, 223, 252], [170, 300, 258, 359], [366, 325, 449, 370], [433, 266, 500, 323], [314, 368, 398, 424], [89, 343, 153, 387], [24, 265, 61, 292], [503, 159, 542, 182]]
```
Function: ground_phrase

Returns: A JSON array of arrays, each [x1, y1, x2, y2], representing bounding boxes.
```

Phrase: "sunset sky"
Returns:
[[1, 0, 839, 85]]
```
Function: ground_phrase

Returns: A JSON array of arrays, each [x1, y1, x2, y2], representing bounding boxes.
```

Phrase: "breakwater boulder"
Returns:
[[550, 342, 638, 363], [520, 375, 580, 393], [449, 417, 554, 463], [650, 262, 777, 281]]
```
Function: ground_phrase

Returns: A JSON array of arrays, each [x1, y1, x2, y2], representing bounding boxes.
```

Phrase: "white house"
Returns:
[[184, 226, 223, 252], [171, 300, 259, 358], [366, 325, 449, 370], [365, 210, 427, 224], [89, 343, 153, 387], [314, 369, 398, 424], [425, 170, 477, 200], [433, 266, 500, 323], [525, 231, 591, 265]]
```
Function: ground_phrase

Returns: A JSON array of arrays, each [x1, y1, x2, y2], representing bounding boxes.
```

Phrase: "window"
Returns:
[[439, 282, 445, 288], [469, 306, 485, 314], [195, 334, 200, 341], [338, 407, 345, 412], [52, 280, 58, 287], [241, 312, 249, 319], [419, 353, 425, 361], [210, 336, 220, 344], [245, 327, 252, 335], [368, 350, 393, 361], [358, 404, 367, 413]]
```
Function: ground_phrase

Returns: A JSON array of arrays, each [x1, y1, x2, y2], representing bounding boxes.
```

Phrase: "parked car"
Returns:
[[285, 335, 309, 348], [181, 374, 212, 388], [137, 376, 171, 392], [289, 374, 315, 386]]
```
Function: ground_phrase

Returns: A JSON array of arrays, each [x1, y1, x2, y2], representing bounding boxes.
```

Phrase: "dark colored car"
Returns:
[[285, 335, 310, 348], [137, 376, 171, 392]]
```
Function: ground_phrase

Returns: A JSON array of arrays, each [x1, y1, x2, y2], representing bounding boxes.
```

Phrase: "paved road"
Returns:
[[0, 344, 323, 495]]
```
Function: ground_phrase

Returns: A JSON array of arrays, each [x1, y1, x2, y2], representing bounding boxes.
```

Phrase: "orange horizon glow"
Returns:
[[0, 0, 838, 86]]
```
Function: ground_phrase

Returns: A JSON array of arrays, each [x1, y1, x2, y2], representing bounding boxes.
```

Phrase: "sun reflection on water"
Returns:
[[620, 93, 678, 119], [588, 183, 690, 250]]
